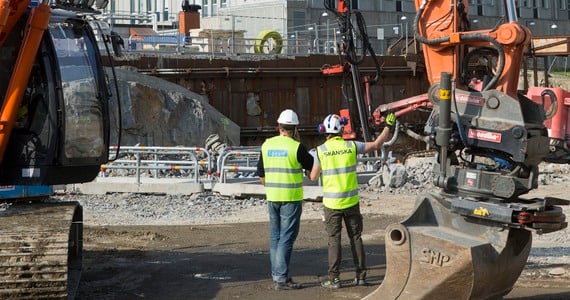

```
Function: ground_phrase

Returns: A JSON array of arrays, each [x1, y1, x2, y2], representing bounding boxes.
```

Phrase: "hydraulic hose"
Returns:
[[414, 0, 505, 91]]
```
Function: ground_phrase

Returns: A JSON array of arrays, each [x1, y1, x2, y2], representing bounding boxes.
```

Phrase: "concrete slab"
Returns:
[[67, 177, 204, 195], [64, 173, 376, 199]]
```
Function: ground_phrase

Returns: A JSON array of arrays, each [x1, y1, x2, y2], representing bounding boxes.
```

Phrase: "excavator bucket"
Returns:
[[365, 193, 534, 300]]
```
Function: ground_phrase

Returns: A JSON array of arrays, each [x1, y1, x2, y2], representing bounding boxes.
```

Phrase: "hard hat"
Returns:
[[322, 114, 344, 134], [277, 109, 299, 125]]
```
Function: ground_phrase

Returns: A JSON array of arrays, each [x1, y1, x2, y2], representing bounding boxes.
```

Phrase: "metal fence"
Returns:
[[102, 146, 213, 184], [123, 35, 336, 56], [101, 145, 389, 185], [217, 146, 261, 183]]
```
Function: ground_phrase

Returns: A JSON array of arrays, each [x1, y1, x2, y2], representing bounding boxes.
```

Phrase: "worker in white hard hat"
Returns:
[[310, 112, 396, 289], [256, 108, 319, 290]]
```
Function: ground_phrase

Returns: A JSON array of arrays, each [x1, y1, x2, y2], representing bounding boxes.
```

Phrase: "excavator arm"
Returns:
[[0, 1, 50, 163], [330, 0, 570, 298], [414, 0, 530, 96]]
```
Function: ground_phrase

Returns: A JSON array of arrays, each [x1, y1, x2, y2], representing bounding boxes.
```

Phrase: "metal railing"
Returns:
[[102, 146, 213, 184], [101, 145, 388, 185], [123, 36, 337, 56], [217, 146, 261, 183]]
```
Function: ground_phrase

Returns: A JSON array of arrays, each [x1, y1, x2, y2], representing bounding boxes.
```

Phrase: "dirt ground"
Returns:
[[75, 182, 569, 300]]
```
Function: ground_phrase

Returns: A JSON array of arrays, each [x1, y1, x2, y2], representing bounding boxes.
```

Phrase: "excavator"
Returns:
[[0, 0, 118, 298], [324, 0, 568, 298]]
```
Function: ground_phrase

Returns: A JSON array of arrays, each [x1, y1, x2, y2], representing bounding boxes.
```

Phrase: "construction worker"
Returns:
[[310, 112, 396, 289], [256, 109, 319, 290]]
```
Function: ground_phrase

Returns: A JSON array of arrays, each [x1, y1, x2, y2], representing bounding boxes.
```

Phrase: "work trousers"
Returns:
[[323, 203, 366, 281]]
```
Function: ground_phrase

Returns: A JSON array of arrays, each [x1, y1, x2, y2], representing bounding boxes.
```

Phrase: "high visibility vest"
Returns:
[[261, 136, 303, 202], [317, 137, 359, 209]]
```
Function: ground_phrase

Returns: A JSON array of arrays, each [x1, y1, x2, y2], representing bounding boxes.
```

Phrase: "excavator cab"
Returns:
[[0, 3, 118, 298], [0, 12, 114, 185]]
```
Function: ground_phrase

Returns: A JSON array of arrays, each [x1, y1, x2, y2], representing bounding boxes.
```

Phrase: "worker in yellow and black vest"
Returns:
[[256, 109, 320, 290], [310, 112, 396, 289]]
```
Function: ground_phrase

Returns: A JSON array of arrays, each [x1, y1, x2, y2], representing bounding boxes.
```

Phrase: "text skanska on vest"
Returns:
[[322, 148, 353, 157]]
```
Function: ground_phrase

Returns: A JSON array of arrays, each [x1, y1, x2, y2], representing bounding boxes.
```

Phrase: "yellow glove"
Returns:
[[385, 112, 396, 127]]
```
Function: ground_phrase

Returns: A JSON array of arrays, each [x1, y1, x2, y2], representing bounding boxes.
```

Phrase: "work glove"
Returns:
[[385, 112, 396, 128]]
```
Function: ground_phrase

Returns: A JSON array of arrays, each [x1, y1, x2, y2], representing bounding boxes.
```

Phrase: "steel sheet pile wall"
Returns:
[[110, 54, 429, 148]]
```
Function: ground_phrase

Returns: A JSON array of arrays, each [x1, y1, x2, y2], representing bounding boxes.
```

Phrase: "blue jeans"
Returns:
[[268, 201, 302, 283]]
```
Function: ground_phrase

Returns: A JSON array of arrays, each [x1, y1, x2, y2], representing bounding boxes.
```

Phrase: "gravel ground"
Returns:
[[53, 160, 569, 277]]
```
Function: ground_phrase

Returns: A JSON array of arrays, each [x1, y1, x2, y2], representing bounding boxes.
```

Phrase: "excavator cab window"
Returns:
[[50, 20, 106, 161], [0, 13, 112, 185]]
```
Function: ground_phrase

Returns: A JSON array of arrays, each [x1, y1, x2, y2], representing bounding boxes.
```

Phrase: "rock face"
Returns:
[[112, 67, 239, 147]]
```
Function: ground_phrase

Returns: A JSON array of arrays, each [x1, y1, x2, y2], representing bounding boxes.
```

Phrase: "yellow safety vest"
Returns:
[[261, 136, 303, 202], [317, 137, 359, 209]]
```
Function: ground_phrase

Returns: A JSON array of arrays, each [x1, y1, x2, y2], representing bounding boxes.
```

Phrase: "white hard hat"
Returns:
[[322, 114, 344, 134], [277, 109, 299, 125]]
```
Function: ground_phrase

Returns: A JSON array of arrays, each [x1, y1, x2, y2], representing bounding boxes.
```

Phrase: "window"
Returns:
[[212, 0, 218, 15], [521, 0, 530, 7], [292, 10, 306, 29], [203, 0, 209, 17], [49, 23, 105, 159]]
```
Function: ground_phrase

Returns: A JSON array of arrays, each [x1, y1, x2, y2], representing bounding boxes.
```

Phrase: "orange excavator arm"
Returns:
[[0, 0, 49, 163], [414, 0, 530, 97], [363, 0, 567, 299]]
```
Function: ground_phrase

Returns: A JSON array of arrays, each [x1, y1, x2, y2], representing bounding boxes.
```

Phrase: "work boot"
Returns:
[[353, 278, 368, 286], [321, 277, 341, 289], [274, 278, 302, 290]]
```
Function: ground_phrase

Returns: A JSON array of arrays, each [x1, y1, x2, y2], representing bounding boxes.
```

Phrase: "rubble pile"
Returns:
[[367, 156, 570, 195], [366, 156, 437, 195], [538, 162, 570, 185]]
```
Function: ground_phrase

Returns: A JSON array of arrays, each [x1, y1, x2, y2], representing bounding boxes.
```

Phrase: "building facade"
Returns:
[[102, 0, 570, 55]]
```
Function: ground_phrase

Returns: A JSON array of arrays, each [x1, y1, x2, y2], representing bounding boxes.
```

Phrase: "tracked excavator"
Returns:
[[0, 0, 118, 298], [323, 0, 568, 298]]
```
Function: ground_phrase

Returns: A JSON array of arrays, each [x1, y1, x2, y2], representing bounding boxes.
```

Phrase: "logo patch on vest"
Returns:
[[268, 149, 288, 157], [322, 148, 353, 157]]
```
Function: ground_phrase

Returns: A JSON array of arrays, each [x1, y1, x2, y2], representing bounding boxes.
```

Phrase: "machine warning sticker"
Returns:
[[468, 129, 502, 143], [465, 171, 477, 186], [455, 94, 485, 106]]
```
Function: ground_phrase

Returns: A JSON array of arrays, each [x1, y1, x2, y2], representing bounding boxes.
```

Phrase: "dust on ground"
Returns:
[[72, 177, 569, 300]]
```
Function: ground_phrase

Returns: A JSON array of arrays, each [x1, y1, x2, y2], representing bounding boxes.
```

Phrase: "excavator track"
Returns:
[[0, 201, 82, 300]]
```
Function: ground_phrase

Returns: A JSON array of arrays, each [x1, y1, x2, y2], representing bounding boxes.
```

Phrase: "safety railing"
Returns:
[[123, 35, 336, 57], [102, 146, 213, 184], [215, 146, 385, 184], [217, 146, 261, 183], [100, 145, 387, 185]]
